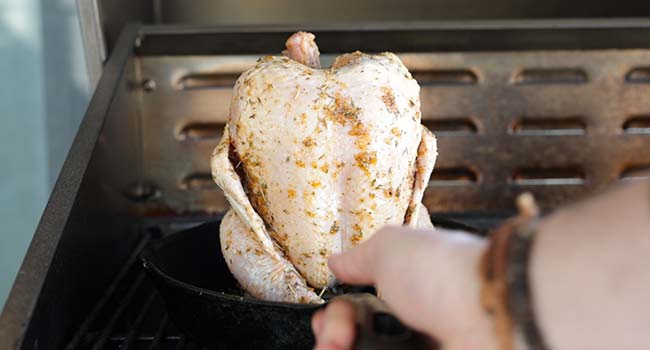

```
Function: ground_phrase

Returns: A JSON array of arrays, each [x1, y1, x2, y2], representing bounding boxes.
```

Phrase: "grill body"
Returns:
[[1, 21, 650, 349]]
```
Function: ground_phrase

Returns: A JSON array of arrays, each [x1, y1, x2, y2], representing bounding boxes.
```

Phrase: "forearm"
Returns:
[[531, 179, 650, 348]]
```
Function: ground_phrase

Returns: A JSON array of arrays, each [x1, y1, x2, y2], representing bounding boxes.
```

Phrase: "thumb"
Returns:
[[328, 227, 396, 285]]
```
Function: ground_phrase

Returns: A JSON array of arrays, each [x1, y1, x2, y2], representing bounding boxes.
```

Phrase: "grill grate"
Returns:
[[62, 230, 208, 350]]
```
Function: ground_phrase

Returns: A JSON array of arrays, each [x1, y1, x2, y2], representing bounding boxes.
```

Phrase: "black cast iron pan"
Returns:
[[141, 218, 481, 349]]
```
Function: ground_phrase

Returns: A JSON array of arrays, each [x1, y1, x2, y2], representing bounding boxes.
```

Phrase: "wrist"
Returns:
[[530, 179, 650, 349]]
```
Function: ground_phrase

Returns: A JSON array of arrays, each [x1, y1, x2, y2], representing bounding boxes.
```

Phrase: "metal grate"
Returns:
[[62, 230, 208, 350]]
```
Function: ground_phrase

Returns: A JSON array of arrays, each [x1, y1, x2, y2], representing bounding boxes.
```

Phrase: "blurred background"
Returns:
[[0, 0, 89, 308], [2, 0, 650, 310]]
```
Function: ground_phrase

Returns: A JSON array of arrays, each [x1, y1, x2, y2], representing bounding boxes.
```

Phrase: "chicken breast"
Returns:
[[211, 32, 437, 302]]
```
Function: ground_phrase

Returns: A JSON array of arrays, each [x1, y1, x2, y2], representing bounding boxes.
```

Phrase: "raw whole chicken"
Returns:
[[211, 32, 437, 303]]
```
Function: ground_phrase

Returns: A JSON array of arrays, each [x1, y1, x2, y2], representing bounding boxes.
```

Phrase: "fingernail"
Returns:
[[317, 301, 356, 350], [319, 323, 334, 346], [319, 323, 343, 349]]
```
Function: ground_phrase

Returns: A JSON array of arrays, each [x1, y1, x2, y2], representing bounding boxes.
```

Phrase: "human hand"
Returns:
[[311, 226, 499, 350]]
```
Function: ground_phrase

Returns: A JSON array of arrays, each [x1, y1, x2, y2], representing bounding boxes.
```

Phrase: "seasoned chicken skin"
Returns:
[[211, 32, 437, 303]]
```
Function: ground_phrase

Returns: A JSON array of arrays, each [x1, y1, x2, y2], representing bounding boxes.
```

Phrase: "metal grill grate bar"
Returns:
[[147, 314, 169, 350], [91, 272, 146, 350], [175, 336, 187, 350], [62, 227, 201, 350], [64, 235, 151, 350], [119, 292, 158, 350]]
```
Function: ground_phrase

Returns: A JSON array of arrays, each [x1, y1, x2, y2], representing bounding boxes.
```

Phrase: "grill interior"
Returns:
[[135, 50, 650, 214], [62, 223, 214, 350]]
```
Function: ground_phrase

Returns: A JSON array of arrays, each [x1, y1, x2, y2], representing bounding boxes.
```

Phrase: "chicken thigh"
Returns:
[[211, 32, 437, 303]]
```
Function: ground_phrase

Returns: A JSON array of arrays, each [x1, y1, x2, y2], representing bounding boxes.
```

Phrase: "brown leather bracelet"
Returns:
[[506, 217, 549, 350], [480, 193, 548, 350], [480, 215, 518, 350]]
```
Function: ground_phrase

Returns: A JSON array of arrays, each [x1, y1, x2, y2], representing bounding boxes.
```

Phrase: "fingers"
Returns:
[[328, 248, 375, 286], [312, 309, 325, 336], [313, 300, 357, 350], [328, 227, 394, 285]]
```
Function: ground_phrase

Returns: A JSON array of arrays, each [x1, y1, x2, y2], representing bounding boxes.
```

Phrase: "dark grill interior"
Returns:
[[62, 225, 210, 350]]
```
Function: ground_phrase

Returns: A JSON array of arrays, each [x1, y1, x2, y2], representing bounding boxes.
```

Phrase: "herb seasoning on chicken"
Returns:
[[211, 31, 437, 303]]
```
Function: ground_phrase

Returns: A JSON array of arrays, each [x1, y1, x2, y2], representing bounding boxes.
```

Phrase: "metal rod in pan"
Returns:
[[63, 235, 150, 350]]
